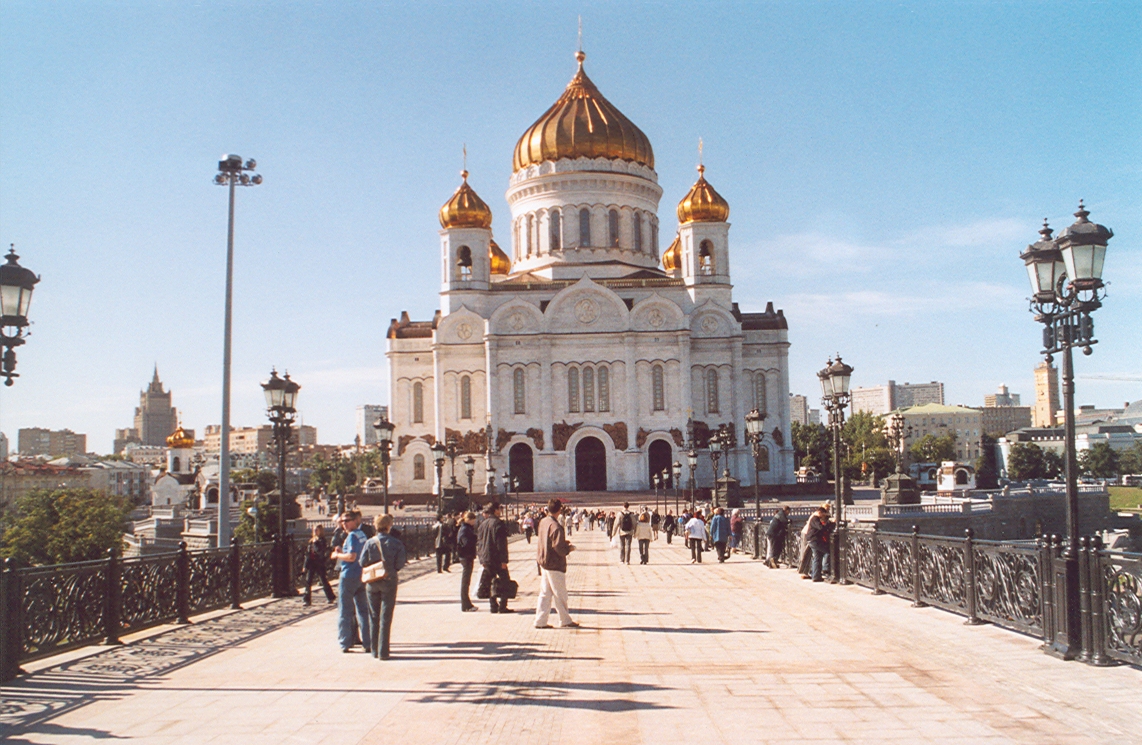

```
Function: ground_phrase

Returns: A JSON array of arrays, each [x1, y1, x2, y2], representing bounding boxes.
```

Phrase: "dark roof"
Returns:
[[738, 301, 788, 331], [387, 310, 439, 339]]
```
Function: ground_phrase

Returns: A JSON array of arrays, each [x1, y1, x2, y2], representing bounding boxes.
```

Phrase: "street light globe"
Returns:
[[432, 442, 447, 465], [745, 408, 764, 438], [261, 369, 287, 409], [373, 416, 395, 444], [1056, 201, 1112, 292]]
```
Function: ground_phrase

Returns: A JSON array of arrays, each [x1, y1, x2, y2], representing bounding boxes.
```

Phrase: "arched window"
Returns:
[[413, 382, 424, 423], [651, 222, 658, 257], [706, 368, 719, 414], [608, 209, 620, 247], [549, 210, 561, 251], [633, 214, 643, 252], [513, 368, 526, 414], [457, 245, 472, 280], [583, 367, 595, 412], [172, 456, 181, 472], [652, 365, 665, 412], [526, 215, 534, 256], [413, 454, 426, 480], [758, 445, 770, 472], [579, 208, 591, 246], [460, 375, 472, 420], [754, 372, 767, 415], [699, 240, 714, 275], [568, 367, 580, 413], [598, 366, 610, 412]]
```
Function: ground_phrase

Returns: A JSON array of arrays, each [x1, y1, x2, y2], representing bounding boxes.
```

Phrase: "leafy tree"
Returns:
[[1007, 442, 1046, 481], [840, 411, 894, 482], [234, 498, 280, 544], [909, 433, 957, 464], [1079, 442, 1119, 478], [974, 433, 1000, 489], [0, 488, 132, 565], [1041, 449, 1064, 479], [1118, 442, 1142, 476], [791, 421, 831, 474], [231, 468, 277, 495]]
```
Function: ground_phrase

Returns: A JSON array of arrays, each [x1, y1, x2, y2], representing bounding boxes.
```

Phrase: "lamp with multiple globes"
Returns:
[[744, 408, 768, 515], [818, 355, 854, 583], [372, 415, 395, 514], [261, 369, 299, 598]]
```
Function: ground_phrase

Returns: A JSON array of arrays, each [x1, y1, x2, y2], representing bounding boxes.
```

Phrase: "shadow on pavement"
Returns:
[[616, 626, 768, 634], [390, 640, 603, 662], [0, 599, 330, 738], [412, 679, 676, 711]]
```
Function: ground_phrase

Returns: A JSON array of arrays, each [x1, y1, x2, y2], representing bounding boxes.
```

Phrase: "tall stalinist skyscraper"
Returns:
[[1033, 361, 1060, 427], [134, 367, 178, 446]]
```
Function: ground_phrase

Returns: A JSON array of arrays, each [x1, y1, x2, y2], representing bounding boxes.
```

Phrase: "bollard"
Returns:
[[1078, 536, 1093, 662], [1086, 535, 1113, 666], [176, 542, 190, 624], [964, 528, 982, 625], [911, 526, 925, 607], [1038, 534, 1054, 645], [753, 523, 762, 561]]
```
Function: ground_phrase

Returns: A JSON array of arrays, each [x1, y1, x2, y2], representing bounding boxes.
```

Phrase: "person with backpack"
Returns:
[[611, 502, 636, 564]]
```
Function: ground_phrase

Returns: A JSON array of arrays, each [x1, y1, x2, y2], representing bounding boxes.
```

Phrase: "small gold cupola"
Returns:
[[677, 165, 729, 224], [662, 234, 682, 273], [166, 426, 195, 450], [489, 239, 511, 276], [439, 170, 493, 229]]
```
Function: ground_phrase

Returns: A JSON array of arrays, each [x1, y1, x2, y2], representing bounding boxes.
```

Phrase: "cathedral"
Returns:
[[386, 52, 793, 494]]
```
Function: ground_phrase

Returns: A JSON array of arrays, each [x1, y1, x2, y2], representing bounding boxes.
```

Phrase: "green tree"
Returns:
[[791, 421, 831, 474], [909, 433, 957, 464], [1118, 441, 1142, 476], [233, 498, 280, 544], [1078, 442, 1119, 478], [840, 411, 894, 482], [974, 433, 1000, 489], [1006, 442, 1046, 481], [231, 468, 277, 495], [0, 488, 132, 565], [1041, 449, 1064, 479]]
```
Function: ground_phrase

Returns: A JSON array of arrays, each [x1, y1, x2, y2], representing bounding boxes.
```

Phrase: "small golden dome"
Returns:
[[513, 52, 654, 173], [662, 234, 682, 273], [489, 239, 511, 275], [166, 427, 194, 450], [439, 170, 493, 229], [677, 165, 729, 224]]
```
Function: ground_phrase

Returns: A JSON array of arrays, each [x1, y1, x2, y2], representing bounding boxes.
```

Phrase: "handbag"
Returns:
[[492, 574, 518, 599], [362, 560, 387, 584]]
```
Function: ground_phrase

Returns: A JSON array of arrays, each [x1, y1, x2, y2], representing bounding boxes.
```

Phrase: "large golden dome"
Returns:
[[662, 234, 681, 273], [439, 171, 493, 229], [677, 165, 729, 224], [489, 239, 511, 275], [166, 427, 195, 450], [513, 52, 654, 173]]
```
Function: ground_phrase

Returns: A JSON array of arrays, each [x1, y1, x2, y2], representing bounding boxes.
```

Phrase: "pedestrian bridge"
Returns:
[[2, 520, 1139, 744]]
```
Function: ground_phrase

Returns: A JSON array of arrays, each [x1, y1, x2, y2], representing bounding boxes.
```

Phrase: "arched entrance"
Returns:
[[575, 437, 607, 491], [648, 439, 674, 488], [508, 443, 534, 493]]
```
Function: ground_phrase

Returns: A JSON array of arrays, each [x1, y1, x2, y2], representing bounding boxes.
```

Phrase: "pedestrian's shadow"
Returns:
[[616, 626, 768, 634], [412, 679, 675, 711], [391, 640, 602, 662]]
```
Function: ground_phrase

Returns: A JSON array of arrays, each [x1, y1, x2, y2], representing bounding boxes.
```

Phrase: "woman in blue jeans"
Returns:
[[361, 514, 407, 660]]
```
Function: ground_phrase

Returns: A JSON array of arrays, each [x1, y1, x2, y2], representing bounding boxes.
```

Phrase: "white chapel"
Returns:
[[386, 52, 794, 495]]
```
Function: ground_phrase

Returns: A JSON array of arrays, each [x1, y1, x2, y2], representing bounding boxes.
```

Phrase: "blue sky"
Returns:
[[1, 1, 1139, 453]]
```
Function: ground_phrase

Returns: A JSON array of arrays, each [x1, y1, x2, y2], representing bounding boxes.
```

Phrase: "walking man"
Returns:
[[709, 507, 731, 562], [534, 499, 579, 629], [477, 502, 514, 613], [330, 509, 371, 653], [611, 502, 636, 564], [456, 511, 478, 612], [685, 509, 707, 563]]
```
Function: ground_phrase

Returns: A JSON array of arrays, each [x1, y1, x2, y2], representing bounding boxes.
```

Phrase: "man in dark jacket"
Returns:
[[476, 502, 513, 613], [456, 511, 479, 612], [805, 505, 832, 582], [765, 506, 791, 568], [434, 514, 455, 573], [534, 498, 578, 629]]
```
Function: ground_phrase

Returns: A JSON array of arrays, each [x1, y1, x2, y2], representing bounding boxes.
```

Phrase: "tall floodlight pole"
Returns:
[[213, 155, 261, 548], [1019, 204, 1113, 661]]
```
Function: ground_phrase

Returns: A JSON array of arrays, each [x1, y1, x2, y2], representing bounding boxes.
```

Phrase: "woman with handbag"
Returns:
[[360, 513, 407, 660]]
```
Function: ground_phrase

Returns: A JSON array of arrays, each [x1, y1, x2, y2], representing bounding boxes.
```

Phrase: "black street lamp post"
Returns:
[[261, 368, 299, 598], [1020, 203, 1113, 660], [686, 447, 698, 510], [214, 155, 261, 549], [372, 415, 395, 515], [653, 473, 661, 513], [745, 408, 768, 516], [672, 461, 682, 514], [464, 455, 476, 497], [431, 442, 447, 516], [818, 355, 853, 584], [708, 432, 723, 508], [0, 246, 40, 386]]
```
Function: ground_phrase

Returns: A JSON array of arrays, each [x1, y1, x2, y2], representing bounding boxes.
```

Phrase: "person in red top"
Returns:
[[534, 499, 580, 629]]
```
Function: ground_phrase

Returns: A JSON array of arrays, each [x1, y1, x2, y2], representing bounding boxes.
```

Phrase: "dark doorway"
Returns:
[[648, 439, 673, 488], [509, 443, 534, 492], [575, 437, 607, 491]]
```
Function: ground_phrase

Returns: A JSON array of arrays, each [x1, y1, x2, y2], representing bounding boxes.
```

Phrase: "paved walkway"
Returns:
[[2, 522, 1139, 744]]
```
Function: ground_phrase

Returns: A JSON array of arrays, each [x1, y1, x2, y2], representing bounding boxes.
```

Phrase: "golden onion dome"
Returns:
[[489, 239, 511, 275], [662, 234, 682, 273], [166, 427, 195, 450], [677, 165, 730, 224], [439, 170, 493, 229], [513, 52, 654, 173]]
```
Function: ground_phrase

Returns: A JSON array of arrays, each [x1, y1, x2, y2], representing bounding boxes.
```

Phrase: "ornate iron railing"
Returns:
[[1097, 547, 1142, 667]]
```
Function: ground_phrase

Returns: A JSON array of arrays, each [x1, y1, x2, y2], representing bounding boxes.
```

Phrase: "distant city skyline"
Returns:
[[1, 2, 1138, 453]]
